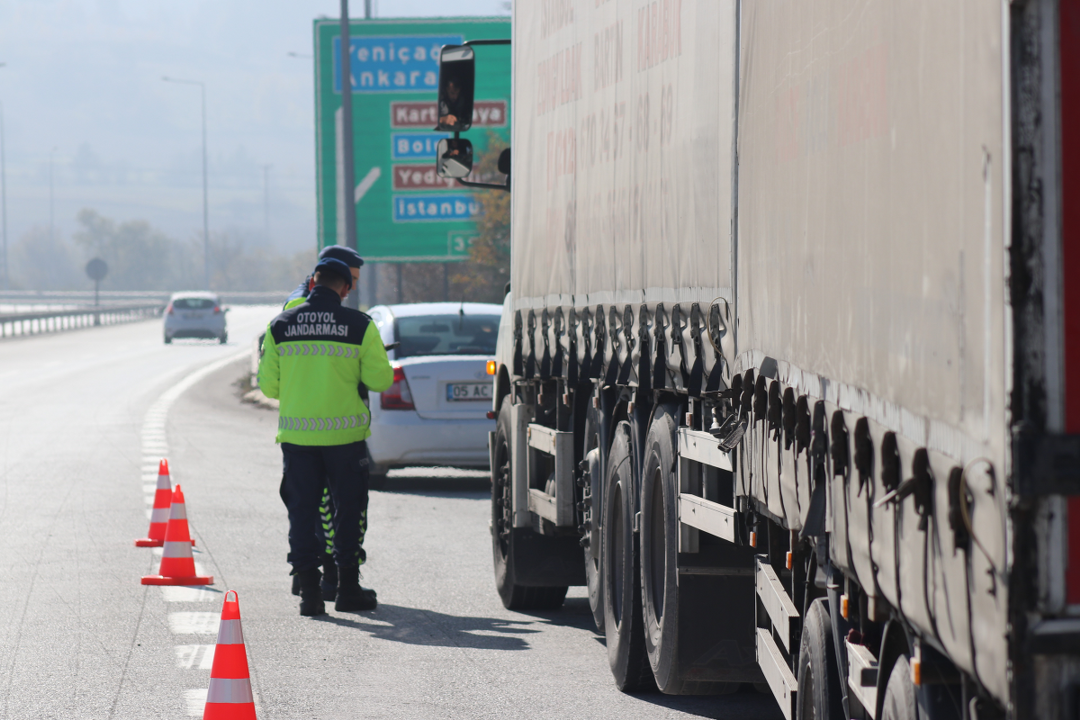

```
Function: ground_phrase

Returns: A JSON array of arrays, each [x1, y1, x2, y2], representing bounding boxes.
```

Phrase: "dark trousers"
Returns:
[[280, 441, 369, 573]]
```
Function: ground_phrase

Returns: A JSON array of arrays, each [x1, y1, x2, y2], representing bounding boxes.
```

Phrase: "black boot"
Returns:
[[335, 566, 377, 612], [296, 567, 325, 616], [321, 560, 338, 602], [291, 574, 301, 596]]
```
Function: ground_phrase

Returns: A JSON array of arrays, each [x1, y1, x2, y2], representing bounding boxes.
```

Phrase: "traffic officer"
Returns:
[[258, 257, 393, 616], [282, 245, 364, 602], [286, 245, 364, 309]]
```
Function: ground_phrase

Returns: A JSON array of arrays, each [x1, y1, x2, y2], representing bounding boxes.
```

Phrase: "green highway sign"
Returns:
[[313, 17, 511, 262]]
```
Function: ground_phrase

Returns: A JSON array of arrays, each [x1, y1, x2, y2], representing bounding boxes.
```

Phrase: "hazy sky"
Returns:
[[0, 0, 509, 257]]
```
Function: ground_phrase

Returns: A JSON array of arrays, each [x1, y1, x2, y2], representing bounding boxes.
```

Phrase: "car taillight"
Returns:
[[166, 303, 174, 315], [213, 306, 221, 314], [380, 365, 415, 410]]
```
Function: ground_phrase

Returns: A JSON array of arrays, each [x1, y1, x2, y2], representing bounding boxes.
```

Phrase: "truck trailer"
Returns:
[[431, 1, 1079, 718]]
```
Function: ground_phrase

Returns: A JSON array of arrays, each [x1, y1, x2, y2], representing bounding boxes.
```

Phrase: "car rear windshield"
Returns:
[[394, 314, 499, 358], [173, 298, 216, 310]]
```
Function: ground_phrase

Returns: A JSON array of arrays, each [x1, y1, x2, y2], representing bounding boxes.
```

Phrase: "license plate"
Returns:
[[446, 382, 492, 402], [183, 312, 203, 320]]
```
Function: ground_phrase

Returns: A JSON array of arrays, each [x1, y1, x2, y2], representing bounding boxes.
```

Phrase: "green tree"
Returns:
[[10, 226, 81, 290], [73, 209, 186, 290]]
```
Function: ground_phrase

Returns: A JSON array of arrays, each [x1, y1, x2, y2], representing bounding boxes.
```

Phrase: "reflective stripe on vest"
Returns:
[[277, 414, 369, 431], [279, 342, 358, 359]]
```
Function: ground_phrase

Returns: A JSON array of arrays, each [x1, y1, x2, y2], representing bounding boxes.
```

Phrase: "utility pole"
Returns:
[[340, 0, 359, 309]]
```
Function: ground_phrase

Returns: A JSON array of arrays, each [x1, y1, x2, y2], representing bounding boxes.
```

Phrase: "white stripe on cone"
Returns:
[[206, 678, 254, 704]]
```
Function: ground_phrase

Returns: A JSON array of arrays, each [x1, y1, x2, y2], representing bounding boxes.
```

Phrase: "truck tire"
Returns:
[[796, 599, 845, 720], [602, 421, 655, 692], [881, 656, 920, 720], [583, 403, 605, 633], [640, 407, 739, 695], [491, 402, 570, 610]]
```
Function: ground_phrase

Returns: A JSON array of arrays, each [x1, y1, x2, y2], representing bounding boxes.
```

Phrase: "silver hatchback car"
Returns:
[[366, 302, 500, 480], [163, 291, 228, 344]]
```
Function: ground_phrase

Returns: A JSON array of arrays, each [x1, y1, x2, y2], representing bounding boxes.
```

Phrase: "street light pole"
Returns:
[[339, 0, 359, 309], [163, 76, 210, 290]]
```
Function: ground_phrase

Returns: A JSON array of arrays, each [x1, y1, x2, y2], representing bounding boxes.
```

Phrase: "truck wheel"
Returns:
[[583, 403, 605, 633], [491, 403, 569, 610], [602, 421, 655, 692], [796, 599, 845, 720], [881, 655, 920, 720], [492, 402, 530, 608], [640, 407, 738, 695]]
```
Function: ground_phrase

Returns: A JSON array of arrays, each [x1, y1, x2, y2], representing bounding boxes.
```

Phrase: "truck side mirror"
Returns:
[[436, 138, 474, 179], [436, 45, 476, 132]]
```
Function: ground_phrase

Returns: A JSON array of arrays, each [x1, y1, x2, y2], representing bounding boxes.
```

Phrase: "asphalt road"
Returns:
[[0, 309, 781, 720]]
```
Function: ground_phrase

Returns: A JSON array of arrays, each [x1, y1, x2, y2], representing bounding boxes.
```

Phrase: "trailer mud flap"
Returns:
[[508, 530, 585, 587], [673, 568, 764, 685]]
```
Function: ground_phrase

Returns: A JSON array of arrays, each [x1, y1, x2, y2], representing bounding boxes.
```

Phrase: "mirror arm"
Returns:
[[457, 178, 510, 192], [463, 39, 511, 47]]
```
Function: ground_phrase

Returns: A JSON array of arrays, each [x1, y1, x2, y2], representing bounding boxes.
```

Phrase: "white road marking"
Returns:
[[168, 612, 220, 635], [139, 350, 251, 712], [162, 587, 220, 603], [183, 689, 208, 716], [175, 645, 216, 670]]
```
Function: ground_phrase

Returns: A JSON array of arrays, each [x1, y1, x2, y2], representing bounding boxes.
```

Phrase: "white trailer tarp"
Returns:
[[512, 0, 738, 311]]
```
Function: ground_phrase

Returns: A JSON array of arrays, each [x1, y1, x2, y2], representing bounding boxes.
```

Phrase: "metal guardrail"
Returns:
[[0, 290, 289, 306], [0, 303, 164, 339]]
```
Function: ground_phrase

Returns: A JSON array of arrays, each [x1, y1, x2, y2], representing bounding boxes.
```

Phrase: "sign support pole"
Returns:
[[340, 0, 360, 309]]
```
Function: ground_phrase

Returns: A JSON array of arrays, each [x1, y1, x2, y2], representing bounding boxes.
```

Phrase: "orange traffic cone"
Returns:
[[135, 459, 194, 547], [141, 485, 213, 586], [203, 591, 257, 720]]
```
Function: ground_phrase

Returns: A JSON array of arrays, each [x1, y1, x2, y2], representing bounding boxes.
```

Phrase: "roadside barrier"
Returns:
[[135, 459, 194, 547], [203, 591, 258, 720], [0, 303, 163, 339], [141, 485, 213, 586]]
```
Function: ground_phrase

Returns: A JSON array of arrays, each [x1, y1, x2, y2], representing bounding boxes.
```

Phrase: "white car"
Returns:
[[163, 291, 227, 344], [366, 302, 500, 481]]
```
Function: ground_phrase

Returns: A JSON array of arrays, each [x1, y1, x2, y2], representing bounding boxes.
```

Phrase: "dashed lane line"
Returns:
[[139, 350, 251, 716], [167, 612, 220, 635], [183, 689, 209, 716], [175, 645, 216, 670], [162, 587, 223, 603]]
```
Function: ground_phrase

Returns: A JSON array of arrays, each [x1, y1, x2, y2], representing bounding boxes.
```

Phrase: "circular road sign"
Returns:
[[85, 258, 108, 282]]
